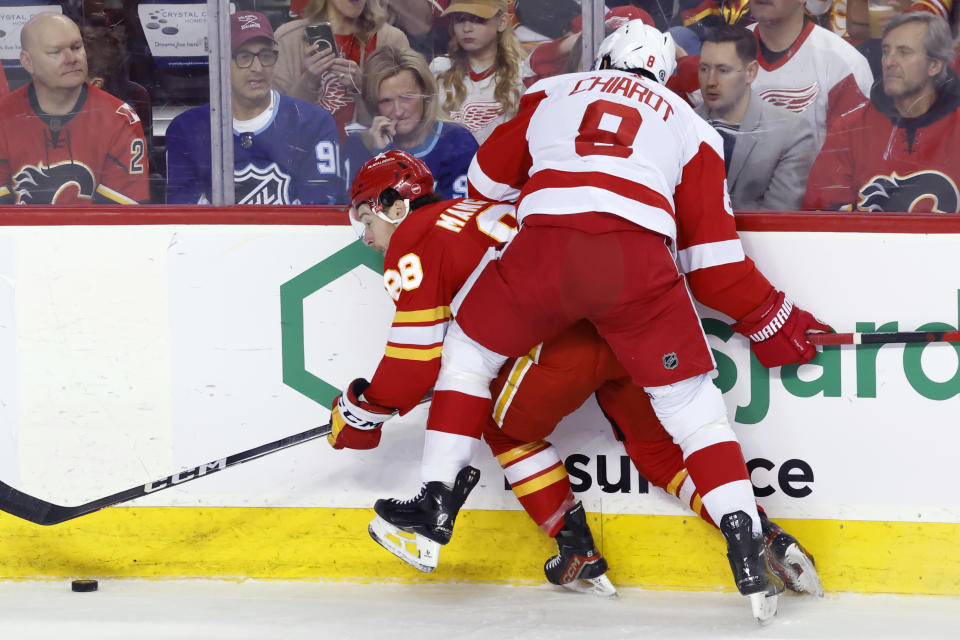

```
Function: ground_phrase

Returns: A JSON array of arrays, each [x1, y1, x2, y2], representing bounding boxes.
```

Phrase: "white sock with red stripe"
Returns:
[[647, 374, 760, 535]]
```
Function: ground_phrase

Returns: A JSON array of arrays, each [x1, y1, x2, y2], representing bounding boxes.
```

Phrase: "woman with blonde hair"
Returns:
[[272, 0, 408, 141], [343, 45, 478, 199], [429, 0, 527, 144]]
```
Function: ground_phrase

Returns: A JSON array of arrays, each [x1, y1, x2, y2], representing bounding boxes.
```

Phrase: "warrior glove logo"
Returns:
[[14, 162, 96, 204], [858, 171, 959, 213]]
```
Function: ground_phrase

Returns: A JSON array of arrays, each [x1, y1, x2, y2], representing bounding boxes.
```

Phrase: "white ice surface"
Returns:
[[0, 580, 958, 640]]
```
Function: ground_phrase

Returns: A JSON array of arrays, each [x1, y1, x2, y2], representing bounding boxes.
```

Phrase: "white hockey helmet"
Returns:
[[593, 20, 677, 85]]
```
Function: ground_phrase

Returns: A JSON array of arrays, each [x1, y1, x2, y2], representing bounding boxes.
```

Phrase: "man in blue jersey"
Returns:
[[165, 11, 346, 205]]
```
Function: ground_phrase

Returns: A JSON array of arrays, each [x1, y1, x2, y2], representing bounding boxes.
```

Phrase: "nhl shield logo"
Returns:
[[235, 163, 293, 204], [663, 353, 678, 370]]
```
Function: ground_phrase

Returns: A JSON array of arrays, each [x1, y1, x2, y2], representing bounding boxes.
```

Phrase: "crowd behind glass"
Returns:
[[1, 0, 958, 212]]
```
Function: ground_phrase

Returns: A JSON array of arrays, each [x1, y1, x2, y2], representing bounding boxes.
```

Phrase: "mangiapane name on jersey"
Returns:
[[435, 199, 518, 242]]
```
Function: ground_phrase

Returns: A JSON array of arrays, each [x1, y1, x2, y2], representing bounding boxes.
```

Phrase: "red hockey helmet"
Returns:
[[350, 150, 435, 218]]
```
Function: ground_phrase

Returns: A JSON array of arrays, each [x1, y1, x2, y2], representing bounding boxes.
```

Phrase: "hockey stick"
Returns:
[[808, 330, 960, 346], [0, 422, 335, 526]]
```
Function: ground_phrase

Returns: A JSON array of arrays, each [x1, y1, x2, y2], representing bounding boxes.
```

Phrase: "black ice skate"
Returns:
[[760, 511, 824, 597], [544, 503, 616, 597], [720, 510, 785, 625], [367, 466, 480, 573]]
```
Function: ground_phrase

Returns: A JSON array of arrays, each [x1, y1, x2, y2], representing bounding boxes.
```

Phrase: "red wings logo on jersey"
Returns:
[[13, 161, 96, 204], [451, 101, 504, 132], [857, 170, 960, 213], [319, 71, 350, 114], [758, 83, 820, 114]]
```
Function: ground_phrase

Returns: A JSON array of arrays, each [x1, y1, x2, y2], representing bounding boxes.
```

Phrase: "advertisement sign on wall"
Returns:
[[0, 225, 957, 525]]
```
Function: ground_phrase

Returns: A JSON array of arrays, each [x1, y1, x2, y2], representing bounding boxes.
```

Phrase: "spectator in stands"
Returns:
[[804, 13, 960, 212], [272, 0, 409, 142], [343, 45, 478, 199], [80, 24, 152, 137], [166, 11, 345, 205], [0, 13, 148, 205], [696, 24, 815, 210], [749, 0, 874, 152], [388, 0, 450, 58], [429, 0, 527, 144], [523, 5, 656, 85], [81, 24, 128, 97]]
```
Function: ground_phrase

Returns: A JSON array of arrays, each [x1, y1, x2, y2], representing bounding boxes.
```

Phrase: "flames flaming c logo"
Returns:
[[13, 162, 96, 204], [858, 171, 959, 213]]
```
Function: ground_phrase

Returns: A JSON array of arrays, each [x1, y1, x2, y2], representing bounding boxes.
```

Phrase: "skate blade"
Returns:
[[784, 543, 825, 597], [559, 573, 618, 598], [749, 591, 778, 626], [368, 516, 441, 573]]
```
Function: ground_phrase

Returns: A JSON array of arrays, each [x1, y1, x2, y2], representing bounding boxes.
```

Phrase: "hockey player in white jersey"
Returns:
[[371, 21, 831, 624]]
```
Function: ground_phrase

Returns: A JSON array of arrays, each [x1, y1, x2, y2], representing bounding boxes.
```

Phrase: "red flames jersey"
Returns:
[[803, 80, 960, 212], [467, 69, 774, 319], [363, 198, 519, 413], [0, 84, 149, 205]]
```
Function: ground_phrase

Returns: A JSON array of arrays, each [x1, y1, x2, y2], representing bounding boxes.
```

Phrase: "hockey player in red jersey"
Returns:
[[328, 150, 823, 603], [803, 13, 960, 212], [0, 13, 149, 205], [365, 22, 831, 623]]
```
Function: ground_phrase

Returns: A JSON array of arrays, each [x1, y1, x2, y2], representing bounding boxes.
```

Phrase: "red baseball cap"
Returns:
[[231, 11, 276, 53], [571, 5, 655, 34]]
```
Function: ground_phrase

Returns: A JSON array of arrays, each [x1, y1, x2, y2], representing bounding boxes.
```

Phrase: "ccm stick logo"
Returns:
[[143, 459, 228, 493]]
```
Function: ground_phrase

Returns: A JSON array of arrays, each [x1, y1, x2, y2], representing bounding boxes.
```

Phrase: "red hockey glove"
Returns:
[[731, 290, 833, 368], [328, 378, 394, 450]]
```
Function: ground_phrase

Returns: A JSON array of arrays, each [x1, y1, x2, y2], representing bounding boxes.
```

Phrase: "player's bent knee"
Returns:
[[436, 321, 508, 397], [677, 415, 739, 459], [645, 373, 729, 445]]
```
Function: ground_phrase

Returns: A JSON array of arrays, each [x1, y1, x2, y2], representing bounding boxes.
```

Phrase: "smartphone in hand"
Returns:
[[305, 22, 338, 55]]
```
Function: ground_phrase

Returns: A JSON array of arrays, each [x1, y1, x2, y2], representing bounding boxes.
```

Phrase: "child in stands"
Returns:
[[429, 0, 526, 144]]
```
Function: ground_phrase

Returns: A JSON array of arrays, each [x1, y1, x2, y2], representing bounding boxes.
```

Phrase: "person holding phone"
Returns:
[[272, 0, 409, 141]]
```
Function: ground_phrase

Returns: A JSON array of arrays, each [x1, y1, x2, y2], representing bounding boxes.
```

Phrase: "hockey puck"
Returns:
[[71, 579, 98, 592]]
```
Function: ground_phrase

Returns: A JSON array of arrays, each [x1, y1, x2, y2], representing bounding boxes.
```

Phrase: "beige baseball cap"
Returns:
[[441, 0, 508, 19]]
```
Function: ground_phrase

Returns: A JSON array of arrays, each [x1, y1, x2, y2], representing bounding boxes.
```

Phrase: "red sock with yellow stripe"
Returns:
[[492, 440, 575, 537]]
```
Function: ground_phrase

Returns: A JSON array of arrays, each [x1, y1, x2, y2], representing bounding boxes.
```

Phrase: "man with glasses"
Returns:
[[695, 24, 814, 210], [166, 11, 346, 205]]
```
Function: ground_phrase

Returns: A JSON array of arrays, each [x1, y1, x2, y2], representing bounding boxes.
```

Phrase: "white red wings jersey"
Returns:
[[803, 76, 960, 212], [363, 198, 519, 413], [430, 56, 526, 145], [467, 69, 774, 317], [0, 84, 149, 205], [748, 22, 873, 153]]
